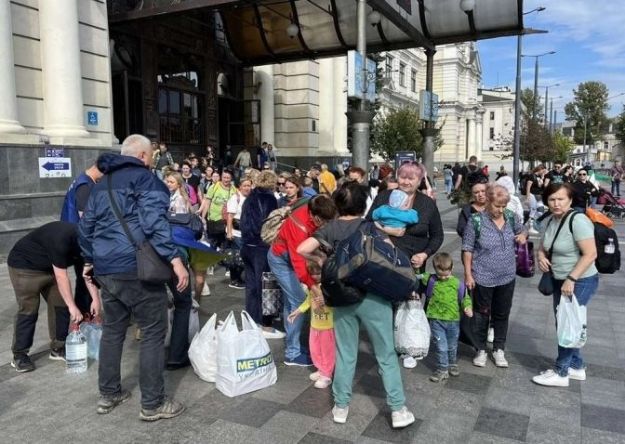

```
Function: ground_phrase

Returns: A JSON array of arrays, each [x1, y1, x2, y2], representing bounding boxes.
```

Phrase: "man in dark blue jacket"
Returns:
[[79, 134, 188, 422]]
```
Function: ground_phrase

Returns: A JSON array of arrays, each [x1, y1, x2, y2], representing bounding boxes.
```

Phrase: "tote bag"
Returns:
[[216, 311, 277, 397]]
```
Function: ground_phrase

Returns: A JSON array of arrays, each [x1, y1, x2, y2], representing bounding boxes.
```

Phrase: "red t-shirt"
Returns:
[[271, 204, 317, 288]]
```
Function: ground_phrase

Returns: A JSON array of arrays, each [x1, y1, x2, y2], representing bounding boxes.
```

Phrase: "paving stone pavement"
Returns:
[[1, 197, 624, 444]]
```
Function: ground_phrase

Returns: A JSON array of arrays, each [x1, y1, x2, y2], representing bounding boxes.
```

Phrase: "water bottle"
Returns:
[[605, 238, 615, 255], [66, 323, 88, 374]]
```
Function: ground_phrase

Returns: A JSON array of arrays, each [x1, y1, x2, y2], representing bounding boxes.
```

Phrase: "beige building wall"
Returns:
[[2, 0, 114, 146]]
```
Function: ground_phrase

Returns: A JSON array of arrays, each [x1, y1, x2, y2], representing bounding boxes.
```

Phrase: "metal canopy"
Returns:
[[109, 0, 525, 65]]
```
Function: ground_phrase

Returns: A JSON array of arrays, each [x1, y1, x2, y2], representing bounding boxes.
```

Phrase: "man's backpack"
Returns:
[[260, 198, 309, 244], [320, 242, 366, 307], [471, 209, 516, 240], [333, 221, 417, 303], [568, 212, 621, 274]]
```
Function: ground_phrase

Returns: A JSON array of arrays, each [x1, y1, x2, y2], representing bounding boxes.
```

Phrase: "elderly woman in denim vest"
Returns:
[[532, 183, 598, 387], [462, 184, 528, 369]]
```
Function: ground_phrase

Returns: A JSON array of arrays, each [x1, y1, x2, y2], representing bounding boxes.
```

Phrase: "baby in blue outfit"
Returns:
[[372, 189, 419, 236]]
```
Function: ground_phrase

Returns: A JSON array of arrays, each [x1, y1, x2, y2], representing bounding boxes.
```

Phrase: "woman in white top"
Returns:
[[165, 172, 192, 214], [225, 177, 253, 289]]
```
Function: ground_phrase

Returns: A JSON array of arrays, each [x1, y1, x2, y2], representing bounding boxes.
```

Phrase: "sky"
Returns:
[[477, 0, 625, 121]]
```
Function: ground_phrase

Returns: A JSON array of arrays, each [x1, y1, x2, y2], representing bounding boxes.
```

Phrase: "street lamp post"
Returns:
[[522, 51, 556, 120], [541, 83, 559, 128], [512, 6, 546, 192]]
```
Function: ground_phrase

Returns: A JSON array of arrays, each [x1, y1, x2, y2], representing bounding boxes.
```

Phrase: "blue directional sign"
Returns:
[[87, 111, 98, 126], [42, 161, 70, 171]]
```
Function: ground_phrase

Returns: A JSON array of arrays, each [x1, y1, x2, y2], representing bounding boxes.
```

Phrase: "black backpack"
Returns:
[[318, 238, 365, 307], [569, 212, 621, 274]]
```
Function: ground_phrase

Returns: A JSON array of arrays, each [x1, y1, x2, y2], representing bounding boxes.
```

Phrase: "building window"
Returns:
[[411, 69, 417, 92], [399, 63, 406, 87], [386, 55, 394, 74], [490, 111, 495, 120], [158, 87, 203, 145], [489, 128, 495, 139]]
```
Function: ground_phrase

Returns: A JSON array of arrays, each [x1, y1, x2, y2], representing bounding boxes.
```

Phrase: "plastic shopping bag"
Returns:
[[556, 294, 587, 348], [79, 315, 102, 360], [216, 311, 278, 397], [189, 299, 200, 343], [394, 299, 430, 359], [262, 272, 282, 316], [188, 313, 219, 382]]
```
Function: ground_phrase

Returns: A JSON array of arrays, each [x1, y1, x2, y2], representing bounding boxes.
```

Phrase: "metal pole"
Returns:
[[421, 48, 436, 173], [533, 56, 539, 120], [512, 34, 522, 192], [549, 98, 554, 134], [544, 86, 549, 128], [349, 0, 372, 172]]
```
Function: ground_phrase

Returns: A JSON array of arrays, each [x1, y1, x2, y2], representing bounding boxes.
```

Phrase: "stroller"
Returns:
[[598, 188, 625, 219]]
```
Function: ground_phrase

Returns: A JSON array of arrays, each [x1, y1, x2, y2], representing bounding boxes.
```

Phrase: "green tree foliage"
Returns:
[[520, 88, 543, 120], [564, 81, 609, 145], [371, 108, 423, 160], [615, 105, 625, 147], [552, 132, 574, 164], [520, 119, 553, 164]]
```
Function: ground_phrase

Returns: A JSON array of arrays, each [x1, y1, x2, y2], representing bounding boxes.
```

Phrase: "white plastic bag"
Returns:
[[188, 313, 219, 382], [216, 311, 277, 397], [394, 299, 430, 359], [189, 299, 200, 343], [556, 294, 587, 348]]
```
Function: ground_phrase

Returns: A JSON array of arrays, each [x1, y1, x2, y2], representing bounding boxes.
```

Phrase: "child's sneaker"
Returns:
[[429, 370, 449, 383], [309, 371, 321, 381], [314, 376, 332, 389], [473, 350, 487, 367], [487, 327, 494, 343], [402, 356, 417, 369], [568, 367, 586, 381], [332, 405, 349, 424], [201, 282, 211, 296], [391, 406, 415, 428], [449, 364, 460, 377], [532, 369, 569, 387]]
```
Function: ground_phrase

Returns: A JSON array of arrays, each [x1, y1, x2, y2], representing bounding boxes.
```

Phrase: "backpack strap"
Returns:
[[457, 280, 467, 306], [425, 274, 437, 300], [503, 208, 515, 229], [471, 212, 482, 240]]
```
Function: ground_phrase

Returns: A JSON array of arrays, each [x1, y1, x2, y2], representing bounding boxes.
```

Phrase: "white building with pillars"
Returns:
[[252, 42, 484, 167]]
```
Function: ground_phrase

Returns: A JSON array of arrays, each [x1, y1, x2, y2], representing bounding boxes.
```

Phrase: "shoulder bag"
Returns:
[[107, 173, 172, 283], [538, 210, 573, 296]]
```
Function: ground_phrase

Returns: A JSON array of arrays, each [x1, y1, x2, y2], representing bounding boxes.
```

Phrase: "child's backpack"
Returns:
[[471, 209, 516, 240], [424, 275, 467, 306], [568, 212, 621, 274], [260, 198, 309, 244]]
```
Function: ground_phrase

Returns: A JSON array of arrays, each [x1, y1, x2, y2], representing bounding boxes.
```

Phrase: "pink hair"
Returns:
[[397, 162, 423, 179]]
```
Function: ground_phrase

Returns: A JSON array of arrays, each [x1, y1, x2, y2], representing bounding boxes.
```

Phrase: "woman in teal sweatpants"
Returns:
[[332, 292, 406, 412]]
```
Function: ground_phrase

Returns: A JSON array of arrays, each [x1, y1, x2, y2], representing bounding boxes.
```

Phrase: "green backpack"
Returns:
[[471, 209, 516, 239]]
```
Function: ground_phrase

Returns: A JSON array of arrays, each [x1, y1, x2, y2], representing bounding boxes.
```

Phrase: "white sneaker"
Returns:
[[332, 405, 349, 424], [207, 266, 214, 276], [262, 328, 286, 339], [201, 282, 211, 296], [314, 376, 332, 389], [473, 350, 487, 367], [568, 367, 587, 381], [492, 349, 509, 368], [224, 270, 230, 277], [309, 371, 321, 381], [532, 369, 569, 387], [391, 406, 415, 429], [403, 356, 417, 369], [487, 327, 494, 343]]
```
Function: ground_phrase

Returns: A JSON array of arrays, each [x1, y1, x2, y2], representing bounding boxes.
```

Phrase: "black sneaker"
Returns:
[[166, 359, 191, 371], [97, 390, 131, 414], [49, 347, 66, 361], [11, 354, 35, 373], [139, 398, 185, 422], [228, 281, 245, 290]]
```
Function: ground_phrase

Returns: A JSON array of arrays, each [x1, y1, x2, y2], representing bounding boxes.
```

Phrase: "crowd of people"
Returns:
[[6, 135, 604, 427]]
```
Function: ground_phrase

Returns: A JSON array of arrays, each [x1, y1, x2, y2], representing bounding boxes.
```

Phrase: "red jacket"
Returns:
[[271, 204, 317, 288]]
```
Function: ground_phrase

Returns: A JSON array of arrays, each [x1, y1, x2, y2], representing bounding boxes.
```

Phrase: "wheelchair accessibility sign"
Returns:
[[87, 111, 98, 126]]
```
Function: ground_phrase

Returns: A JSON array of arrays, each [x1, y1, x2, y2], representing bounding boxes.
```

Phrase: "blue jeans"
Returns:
[[97, 275, 168, 410], [444, 178, 452, 194], [552, 274, 599, 377], [611, 180, 621, 196], [267, 250, 308, 360], [242, 244, 272, 327], [429, 320, 460, 371]]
